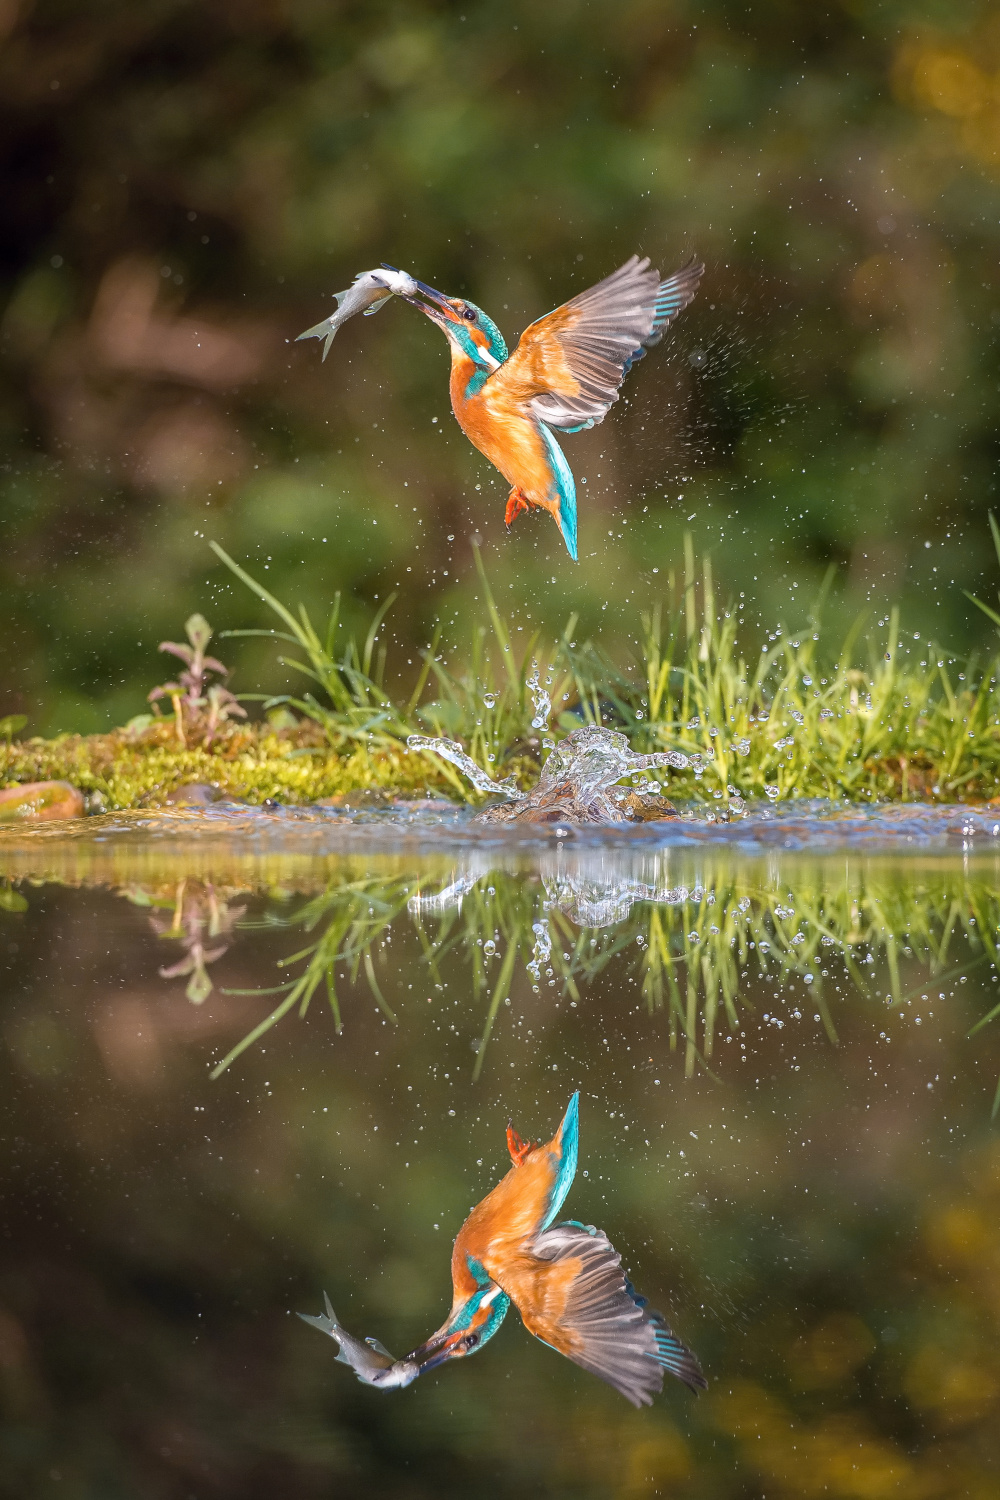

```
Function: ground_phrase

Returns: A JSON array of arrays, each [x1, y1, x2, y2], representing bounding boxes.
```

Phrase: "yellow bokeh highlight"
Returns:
[[789, 1314, 876, 1389], [617, 1429, 693, 1498], [904, 1345, 1000, 1427], [713, 1380, 931, 1499], [895, 33, 1000, 169], [911, 49, 988, 118]]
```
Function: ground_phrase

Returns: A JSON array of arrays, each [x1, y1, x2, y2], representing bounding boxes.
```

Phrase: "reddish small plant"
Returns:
[[148, 613, 246, 747]]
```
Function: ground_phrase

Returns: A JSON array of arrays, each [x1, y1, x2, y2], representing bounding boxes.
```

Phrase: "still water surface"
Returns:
[[1, 808, 999, 1498]]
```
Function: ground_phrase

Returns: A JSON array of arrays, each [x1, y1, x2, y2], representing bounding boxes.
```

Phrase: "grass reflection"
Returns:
[[203, 856, 1000, 1099]]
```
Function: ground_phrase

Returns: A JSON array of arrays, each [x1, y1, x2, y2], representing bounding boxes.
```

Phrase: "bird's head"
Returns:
[[406, 1279, 509, 1373], [404, 277, 508, 372]]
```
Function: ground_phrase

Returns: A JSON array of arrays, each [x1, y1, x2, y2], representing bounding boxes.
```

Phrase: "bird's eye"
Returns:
[[464, 1333, 479, 1349], [462, 306, 477, 321]]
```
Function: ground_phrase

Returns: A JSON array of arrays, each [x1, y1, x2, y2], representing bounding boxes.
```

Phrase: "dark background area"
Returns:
[[2, 0, 1000, 734]]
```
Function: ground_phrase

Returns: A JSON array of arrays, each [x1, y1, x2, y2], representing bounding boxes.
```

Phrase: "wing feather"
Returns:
[[517, 1222, 706, 1407], [493, 256, 704, 432]]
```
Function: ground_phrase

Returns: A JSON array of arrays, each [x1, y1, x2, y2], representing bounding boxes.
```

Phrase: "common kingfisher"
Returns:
[[403, 256, 704, 560], [300, 1092, 706, 1406]]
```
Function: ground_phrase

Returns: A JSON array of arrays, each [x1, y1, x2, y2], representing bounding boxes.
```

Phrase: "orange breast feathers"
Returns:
[[449, 1145, 560, 1297], [447, 356, 560, 511]]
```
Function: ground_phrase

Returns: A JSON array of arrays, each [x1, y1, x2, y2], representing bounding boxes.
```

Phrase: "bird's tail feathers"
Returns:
[[558, 487, 578, 562], [538, 424, 578, 561]]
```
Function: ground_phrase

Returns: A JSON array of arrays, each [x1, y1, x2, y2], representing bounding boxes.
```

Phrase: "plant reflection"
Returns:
[[128, 879, 246, 1004]]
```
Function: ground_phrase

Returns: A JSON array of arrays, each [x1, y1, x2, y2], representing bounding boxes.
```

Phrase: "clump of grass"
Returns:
[[209, 532, 1000, 808], [211, 541, 577, 800], [4, 532, 1000, 809]]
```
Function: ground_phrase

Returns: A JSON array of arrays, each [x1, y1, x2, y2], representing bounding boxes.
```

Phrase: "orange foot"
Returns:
[[504, 488, 530, 529], [507, 1122, 535, 1166]]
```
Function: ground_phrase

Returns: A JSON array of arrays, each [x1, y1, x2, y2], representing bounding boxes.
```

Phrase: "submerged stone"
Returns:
[[0, 780, 85, 822], [163, 783, 227, 806], [478, 780, 678, 826]]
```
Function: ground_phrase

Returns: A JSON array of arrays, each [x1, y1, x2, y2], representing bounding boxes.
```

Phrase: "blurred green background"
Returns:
[[2, 0, 1000, 735]]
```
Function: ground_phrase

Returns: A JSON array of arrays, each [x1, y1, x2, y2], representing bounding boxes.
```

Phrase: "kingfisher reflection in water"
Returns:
[[300, 1094, 706, 1406]]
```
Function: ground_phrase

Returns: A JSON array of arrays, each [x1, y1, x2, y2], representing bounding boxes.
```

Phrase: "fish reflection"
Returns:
[[300, 1094, 705, 1406]]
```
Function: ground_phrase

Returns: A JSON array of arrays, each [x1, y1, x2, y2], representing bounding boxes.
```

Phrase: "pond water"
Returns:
[[2, 807, 1000, 1499]]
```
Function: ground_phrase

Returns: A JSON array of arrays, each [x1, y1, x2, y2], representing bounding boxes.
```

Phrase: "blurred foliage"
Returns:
[[3, 0, 1000, 735]]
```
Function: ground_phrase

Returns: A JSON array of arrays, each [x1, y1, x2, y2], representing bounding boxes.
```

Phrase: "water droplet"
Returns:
[[483, 693, 497, 709], [483, 939, 496, 957]]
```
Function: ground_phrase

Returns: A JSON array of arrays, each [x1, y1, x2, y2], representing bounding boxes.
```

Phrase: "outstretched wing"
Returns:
[[492, 256, 703, 433], [516, 1222, 706, 1407]]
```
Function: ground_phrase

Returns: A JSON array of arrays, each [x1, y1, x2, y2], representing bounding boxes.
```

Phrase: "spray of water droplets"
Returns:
[[406, 735, 528, 800], [526, 919, 552, 982], [526, 664, 552, 730]]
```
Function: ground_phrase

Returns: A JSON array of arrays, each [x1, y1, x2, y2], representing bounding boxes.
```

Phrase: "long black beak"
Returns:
[[414, 279, 451, 307], [403, 279, 456, 324], [406, 1330, 461, 1371]]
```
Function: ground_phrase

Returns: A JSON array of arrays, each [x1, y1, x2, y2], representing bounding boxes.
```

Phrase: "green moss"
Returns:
[[0, 719, 450, 810]]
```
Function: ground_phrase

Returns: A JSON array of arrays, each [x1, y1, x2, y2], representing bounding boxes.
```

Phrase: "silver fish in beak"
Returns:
[[297, 1291, 419, 1390], [296, 265, 419, 360]]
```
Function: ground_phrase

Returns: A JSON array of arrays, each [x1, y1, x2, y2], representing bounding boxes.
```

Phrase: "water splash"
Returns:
[[407, 873, 482, 914], [526, 919, 552, 980], [494, 725, 688, 823], [406, 735, 528, 800], [541, 876, 693, 927], [526, 664, 551, 730], [411, 724, 689, 826]]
